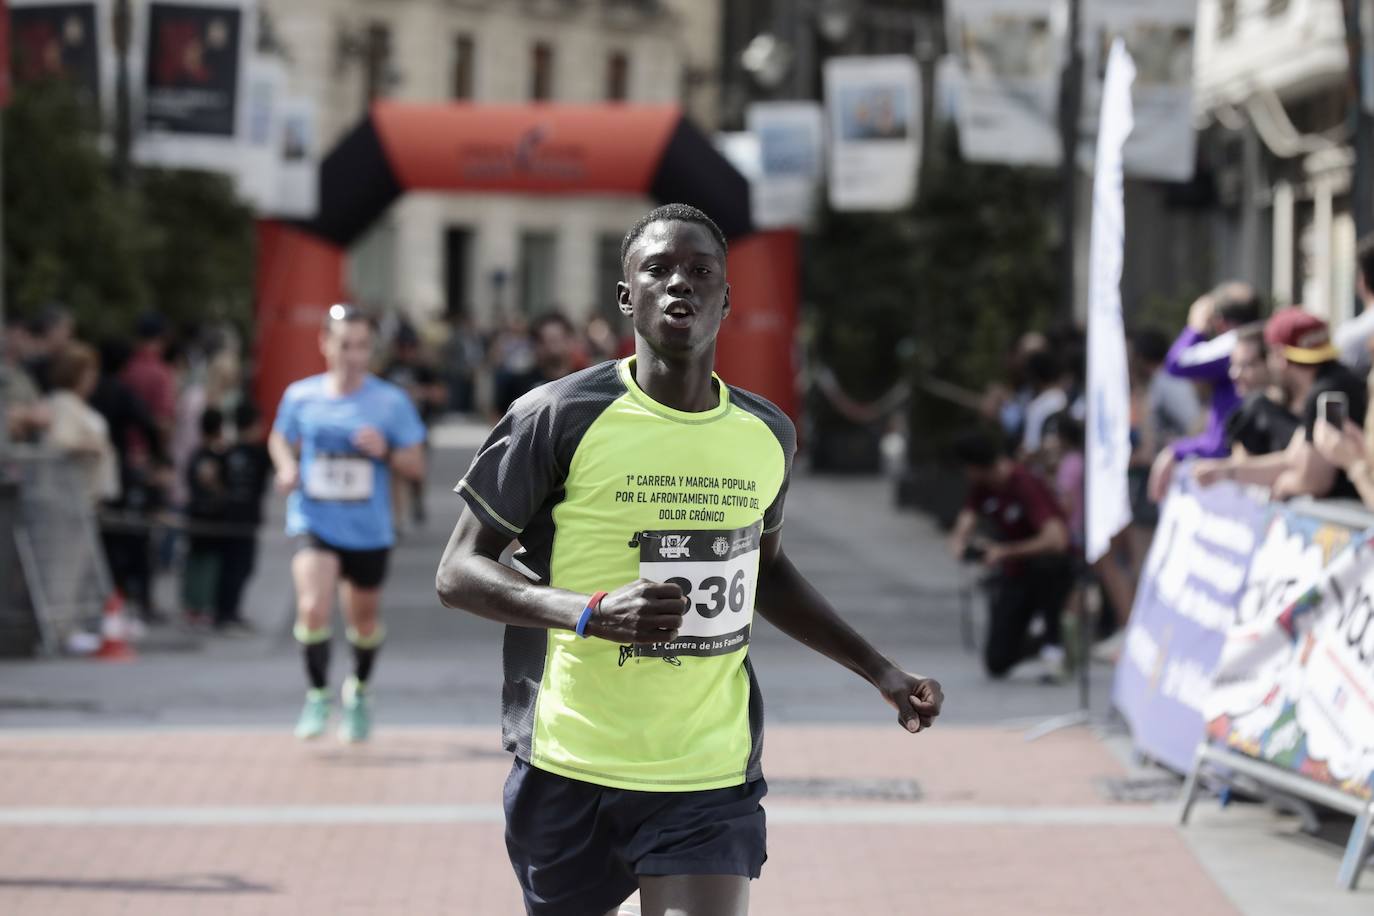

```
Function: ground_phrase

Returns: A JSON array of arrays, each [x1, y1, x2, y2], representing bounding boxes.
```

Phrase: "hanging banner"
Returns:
[[1084, 39, 1134, 564], [1207, 529, 1374, 801], [944, 0, 1062, 167], [10, 0, 102, 107], [822, 55, 920, 212], [133, 0, 255, 176], [235, 53, 285, 210], [1081, 0, 1196, 182], [271, 94, 319, 219], [745, 101, 823, 229]]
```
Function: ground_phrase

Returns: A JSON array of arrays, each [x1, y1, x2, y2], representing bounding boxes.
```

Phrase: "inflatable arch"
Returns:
[[254, 102, 800, 421]]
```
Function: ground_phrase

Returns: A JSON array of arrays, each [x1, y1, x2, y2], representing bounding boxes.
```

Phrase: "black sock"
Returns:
[[303, 639, 330, 690], [348, 625, 385, 686], [352, 643, 379, 685]]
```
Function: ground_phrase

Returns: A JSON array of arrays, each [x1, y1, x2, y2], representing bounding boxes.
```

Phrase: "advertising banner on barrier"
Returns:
[[1206, 529, 1374, 801], [10, 0, 102, 107], [1113, 476, 1270, 773], [822, 55, 921, 212]]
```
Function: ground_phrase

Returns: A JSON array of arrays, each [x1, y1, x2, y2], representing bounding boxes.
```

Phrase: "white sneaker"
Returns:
[[1038, 644, 1067, 684], [1091, 631, 1126, 665]]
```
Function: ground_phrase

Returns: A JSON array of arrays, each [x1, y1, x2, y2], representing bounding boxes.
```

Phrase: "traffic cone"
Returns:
[[95, 590, 136, 662]]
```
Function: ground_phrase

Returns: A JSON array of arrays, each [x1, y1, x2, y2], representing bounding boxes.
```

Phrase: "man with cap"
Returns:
[[1194, 307, 1367, 500]]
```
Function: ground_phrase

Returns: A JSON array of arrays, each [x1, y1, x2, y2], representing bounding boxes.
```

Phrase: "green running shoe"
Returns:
[[338, 676, 372, 744], [294, 689, 331, 740]]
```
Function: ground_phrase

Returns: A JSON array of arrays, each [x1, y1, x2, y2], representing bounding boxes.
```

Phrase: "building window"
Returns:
[[519, 231, 558, 315], [452, 34, 475, 100], [596, 233, 625, 319], [1217, 0, 1238, 39], [363, 22, 393, 101], [530, 41, 554, 101], [606, 51, 629, 101]]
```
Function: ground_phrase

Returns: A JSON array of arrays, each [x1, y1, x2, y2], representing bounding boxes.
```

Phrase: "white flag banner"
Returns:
[[822, 55, 921, 211], [1080, 0, 1196, 182], [1085, 39, 1135, 564], [944, 0, 1062, 167], [745, 101, 824, 229]]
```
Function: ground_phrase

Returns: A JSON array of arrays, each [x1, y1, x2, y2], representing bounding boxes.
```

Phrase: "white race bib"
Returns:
[[304, 454, 375, 502], [630, 522, 762, 661]]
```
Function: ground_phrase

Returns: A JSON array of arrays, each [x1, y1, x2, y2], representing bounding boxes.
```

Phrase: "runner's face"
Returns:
[[321, 320, 373, 379], [618, 220, 729, 358]]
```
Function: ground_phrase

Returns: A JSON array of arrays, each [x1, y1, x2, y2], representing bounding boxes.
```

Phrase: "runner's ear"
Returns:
[[617, 281, 632, 316], [721, 284, 731, 321]]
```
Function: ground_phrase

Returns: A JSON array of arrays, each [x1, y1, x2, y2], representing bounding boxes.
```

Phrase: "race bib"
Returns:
[[630, 522, 762, 661], [304, 453, 375, 502]]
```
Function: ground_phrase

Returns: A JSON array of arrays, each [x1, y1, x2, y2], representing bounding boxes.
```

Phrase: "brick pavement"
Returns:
[[0, 724, 1239, 915]]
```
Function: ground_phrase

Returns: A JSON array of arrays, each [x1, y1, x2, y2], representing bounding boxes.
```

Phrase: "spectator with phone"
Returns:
[[1194, 308, 1367, 500], [1313, 397, 1374, 509], [948, 429, 1073, 682]]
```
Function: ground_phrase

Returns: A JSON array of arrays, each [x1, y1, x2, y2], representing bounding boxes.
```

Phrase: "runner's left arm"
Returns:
[[754, 531, 943, 734]]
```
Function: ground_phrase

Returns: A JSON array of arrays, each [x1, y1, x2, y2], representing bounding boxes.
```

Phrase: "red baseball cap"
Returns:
[[1263, 307, 1338, 364]]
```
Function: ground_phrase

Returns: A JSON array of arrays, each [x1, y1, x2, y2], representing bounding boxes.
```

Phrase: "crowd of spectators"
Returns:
[[0, 303, 632, 639], [951, 236, 1374, 681]]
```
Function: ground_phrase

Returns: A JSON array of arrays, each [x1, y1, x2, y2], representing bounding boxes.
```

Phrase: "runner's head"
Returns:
[[320, 304, 375, 382], [617, 204, 730, 360]]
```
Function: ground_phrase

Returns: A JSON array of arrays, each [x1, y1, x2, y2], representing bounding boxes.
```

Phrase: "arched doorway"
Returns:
[[254, 102, 799, 421]]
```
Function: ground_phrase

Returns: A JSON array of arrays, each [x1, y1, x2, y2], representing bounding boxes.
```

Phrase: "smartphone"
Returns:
[[961, 544, 988, 563], [1318, 391, 1348, 428]]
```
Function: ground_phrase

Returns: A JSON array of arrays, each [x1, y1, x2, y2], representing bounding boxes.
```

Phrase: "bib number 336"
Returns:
[[635, 522, 762, 658]]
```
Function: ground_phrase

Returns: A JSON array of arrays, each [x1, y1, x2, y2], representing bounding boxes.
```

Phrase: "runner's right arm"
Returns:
[[267, 429, 299, 491], [436, 506, 687, 644]]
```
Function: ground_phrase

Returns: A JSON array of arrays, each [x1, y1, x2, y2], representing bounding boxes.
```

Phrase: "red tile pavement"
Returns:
[[0, 823, 1237, 915], [0, 725, 1125, 808], [0, 726, 1240, 915]]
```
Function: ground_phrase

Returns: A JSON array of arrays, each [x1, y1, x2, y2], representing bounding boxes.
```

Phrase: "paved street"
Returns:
[[1, 420, 1370, 914]]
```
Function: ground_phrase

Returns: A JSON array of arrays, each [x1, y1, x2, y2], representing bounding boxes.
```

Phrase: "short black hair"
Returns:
[[1358, 233, 1374, 289], [1212, 282, 1261, 326], [1132, 327, 1171, 366], [530, 312, 575, 339], [620, 203, 728, 271], [1024, 350, 1062, 387], [200, 407, 224, 439], [951, 429, 1002, 469], [135, 311, 167, 341], [234, 402, 261, 431]]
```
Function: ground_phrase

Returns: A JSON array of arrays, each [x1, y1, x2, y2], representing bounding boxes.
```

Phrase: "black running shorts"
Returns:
[[295, 532, 390, 589], [503, 757, 767, 916]]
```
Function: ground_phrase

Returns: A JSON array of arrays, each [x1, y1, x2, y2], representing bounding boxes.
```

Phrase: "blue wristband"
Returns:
[[576, 591, 607, 638]]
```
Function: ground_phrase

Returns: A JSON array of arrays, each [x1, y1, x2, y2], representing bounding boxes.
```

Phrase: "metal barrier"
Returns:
[[3, 445, 113, 654]]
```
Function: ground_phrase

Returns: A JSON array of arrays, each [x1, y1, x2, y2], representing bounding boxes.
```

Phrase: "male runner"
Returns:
[[436, 204, 944, 916], [269, 305, 426, 743]]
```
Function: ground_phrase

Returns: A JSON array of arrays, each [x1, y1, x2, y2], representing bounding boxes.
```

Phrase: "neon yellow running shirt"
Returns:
[[456, 357, 794, 791]]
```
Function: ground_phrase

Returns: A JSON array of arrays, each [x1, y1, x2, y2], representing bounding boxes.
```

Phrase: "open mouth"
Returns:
[[663, 301, 695, 329]]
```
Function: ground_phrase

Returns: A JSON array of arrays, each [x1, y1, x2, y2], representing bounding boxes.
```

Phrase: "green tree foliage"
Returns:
[[805, 128, 1060, 460], [3, 81, 254, 340]]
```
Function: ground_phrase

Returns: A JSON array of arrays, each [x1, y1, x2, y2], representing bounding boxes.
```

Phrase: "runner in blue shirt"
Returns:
[[269, 305, 427, 742]]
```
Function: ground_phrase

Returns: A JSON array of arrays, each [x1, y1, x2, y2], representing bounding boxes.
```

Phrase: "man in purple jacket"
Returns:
[[1147, 282, 1262, 501]]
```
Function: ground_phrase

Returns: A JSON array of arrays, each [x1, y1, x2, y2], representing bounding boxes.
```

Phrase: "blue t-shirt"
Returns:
[[273, 375, 426, 550]]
